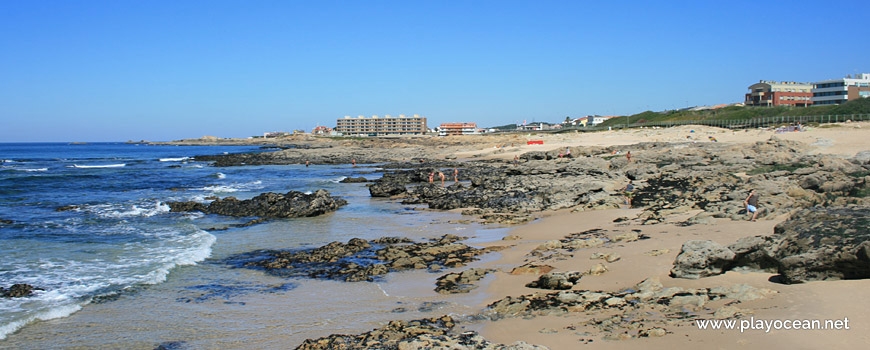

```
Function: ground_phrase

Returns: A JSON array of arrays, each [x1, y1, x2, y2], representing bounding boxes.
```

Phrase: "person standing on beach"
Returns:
[[428, 172, 434, 184], [744, 189, 759, 221], [513, 155, 519, 165], [453, 168, 458, 183], [438, 172, 446, 187], [626, 151, 632, 163]]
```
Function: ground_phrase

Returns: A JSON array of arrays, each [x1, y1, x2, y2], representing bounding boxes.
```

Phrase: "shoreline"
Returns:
[[3, 122, 869, 349]]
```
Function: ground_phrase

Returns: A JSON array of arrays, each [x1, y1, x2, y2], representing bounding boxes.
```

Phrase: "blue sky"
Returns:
[[1, 1, 867, 142]]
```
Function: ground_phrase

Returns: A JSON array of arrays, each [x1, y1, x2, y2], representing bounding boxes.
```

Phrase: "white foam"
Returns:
[[216, 172, 226, 179], [14, 168, 48, 172], [0, 303, 83, 340], [158, 157, 190, 162], [331, 176, 348, 183], [197, 180, 262, 194], [91, 202, 170, 218], [68, 164, 126, 169]]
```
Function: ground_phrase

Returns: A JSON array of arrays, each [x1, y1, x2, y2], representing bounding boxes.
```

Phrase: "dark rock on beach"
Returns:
[[670, 207, 870, 284], [294, 315, 548, 350], [339, 176, 368, 183], [1, 284, 43, 298], [237, 235, 491, 282], [0, 218, 12, 224], [167, 189, 347, 218], [435, 268, 496, 294]]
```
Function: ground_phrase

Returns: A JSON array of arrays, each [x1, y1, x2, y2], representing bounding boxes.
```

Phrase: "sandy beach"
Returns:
[[447, 122, 870, 349]]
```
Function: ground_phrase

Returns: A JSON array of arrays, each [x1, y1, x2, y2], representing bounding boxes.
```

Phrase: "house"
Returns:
[[811, 73, 870, 105], [745, 81, 813, 107]]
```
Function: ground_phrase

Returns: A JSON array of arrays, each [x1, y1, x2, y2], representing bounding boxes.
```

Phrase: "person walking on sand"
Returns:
[[626, 151, 632, 163], [744, 189, 760, 221], [428, 172, 434, 184], [438, 171, 446, 187], [453, 168, 458, 183], [622, 180, 635, 207]]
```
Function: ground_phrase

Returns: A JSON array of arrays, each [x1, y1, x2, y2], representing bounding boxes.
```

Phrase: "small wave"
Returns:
[[189, 164, 204, 168], [215, 172, 226, 179], [67, 164, 126, 169], [14, 168, 49, 172], [330, 176, 348, 183], [158, 157, 190, 162], [90, 201, 170, 218], [197, 180, 262, 194], [0, 303, 83, 340]]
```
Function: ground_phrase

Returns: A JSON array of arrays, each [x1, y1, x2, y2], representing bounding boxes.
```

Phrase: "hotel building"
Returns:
[[335, 114, 427, 136], [745, 81, 813, 107], [438, 123, 478, 136], [811, 73, 870, 105]]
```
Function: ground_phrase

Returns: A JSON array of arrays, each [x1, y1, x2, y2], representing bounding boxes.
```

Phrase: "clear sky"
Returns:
[[1, 1, 867, 142]]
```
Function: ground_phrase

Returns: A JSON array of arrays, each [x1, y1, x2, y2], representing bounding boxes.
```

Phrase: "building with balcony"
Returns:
[[438, 123, 478, 136], [745, 81, 813, 107], [335, 114, 428, 136], [811, 74, 870, 105]]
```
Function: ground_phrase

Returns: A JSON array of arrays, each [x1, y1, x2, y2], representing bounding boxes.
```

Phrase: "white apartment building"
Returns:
[[811, 73, 870, 105]]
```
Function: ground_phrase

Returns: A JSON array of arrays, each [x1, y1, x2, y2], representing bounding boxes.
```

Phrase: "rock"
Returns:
[[586, 263, 608, 276], [713, 306, 742, 319], [1, 284, 42, 298], [526, 271, 583, 290], [234, 235, 488, 282], [167, 189, 347, 218], [55, 205, 80, 212], [771, 207, 870, 283], [340, 177, 368, 183], [590, 252, 621, 263], [369, 180, 408, 197], [0, 218, 12, 224], [435, 268, 496, 294], [645, 249, 670, 256], [510, 264, 555, 275], [639, 328, 667, 337], [670, 240, 736, 279], [295, 316, 549, 350]]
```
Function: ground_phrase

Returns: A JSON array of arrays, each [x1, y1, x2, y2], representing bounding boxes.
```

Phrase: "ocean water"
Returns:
[[0, 143, 505, 349]]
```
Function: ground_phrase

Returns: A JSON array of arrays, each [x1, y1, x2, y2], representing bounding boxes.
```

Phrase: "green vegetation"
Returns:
[[746, 163, 811, 175], [599, 98, 870, 127]]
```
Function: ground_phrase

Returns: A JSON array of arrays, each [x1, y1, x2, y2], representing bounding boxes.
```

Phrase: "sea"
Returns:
[[0, 143, 506, 349]]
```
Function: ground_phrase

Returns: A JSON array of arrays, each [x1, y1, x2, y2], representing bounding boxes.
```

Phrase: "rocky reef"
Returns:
[[671, 206, 870, 283], [294, 316, 548, 350], [483, 278, 776, 340], [1, 284, 42, 298], [235, 235, 491, 282], [363, 139, 870, 225], [167, 189, 347, 218]]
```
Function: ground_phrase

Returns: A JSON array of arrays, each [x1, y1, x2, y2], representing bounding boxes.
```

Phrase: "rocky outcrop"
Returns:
[[670, 240, 737, 279], [294, 316, 548, 350], [670, 207, 870, 284], [483, 278, 775, 340], [0, 218, 12, 224], [770, 206, 870, 283], [339, 177, 368, 183], [167, 190, 347, 218], [235, 235, 491, 282], [1, 284, 42, 298], [525, 271, 584, 290], [435, 268, 496, 294], [368, 180, 408, 197]]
